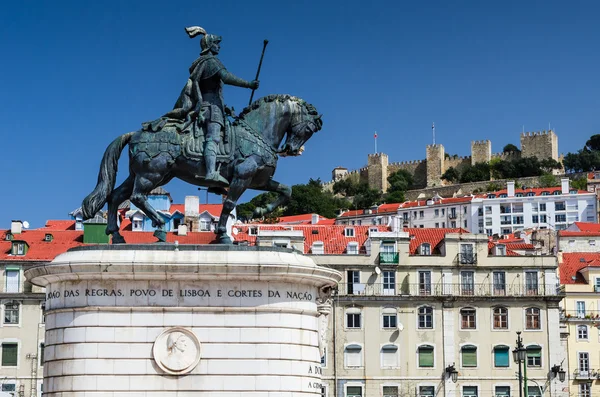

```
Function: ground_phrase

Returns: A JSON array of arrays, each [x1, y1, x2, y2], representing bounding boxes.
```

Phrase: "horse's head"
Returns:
[[279, 101, 323, 157]]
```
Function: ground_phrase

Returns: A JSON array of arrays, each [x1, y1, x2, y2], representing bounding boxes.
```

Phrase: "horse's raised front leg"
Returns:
[[252, 179, 292, 218], [106, 174, 134, 244], [130, 174, 168, 242], [216, 176, 252, 244]]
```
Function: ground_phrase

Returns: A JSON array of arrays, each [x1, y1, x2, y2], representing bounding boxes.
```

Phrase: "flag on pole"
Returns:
[[374, 131, 378, 138]]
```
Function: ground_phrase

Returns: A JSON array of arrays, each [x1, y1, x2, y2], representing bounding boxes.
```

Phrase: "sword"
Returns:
[[249, 39, 269, 106]]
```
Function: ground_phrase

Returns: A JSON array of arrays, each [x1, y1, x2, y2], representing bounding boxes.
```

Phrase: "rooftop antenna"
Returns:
[[374, 131, 378, 154], [432, 122, 436, 145]]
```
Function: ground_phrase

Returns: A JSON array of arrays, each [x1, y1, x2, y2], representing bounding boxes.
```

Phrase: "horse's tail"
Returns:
[[82, 132, 134, 219]]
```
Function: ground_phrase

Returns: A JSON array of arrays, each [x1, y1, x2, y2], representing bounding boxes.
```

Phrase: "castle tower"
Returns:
[[520, 130, 559, 161], [368, 153, 389, 192], [471, 140, 491, 165], [426, 144, 445, 187], [332, 167, 348, 181]]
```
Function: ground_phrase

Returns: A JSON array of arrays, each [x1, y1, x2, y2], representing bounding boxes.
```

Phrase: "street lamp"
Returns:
[[445, 363, 458, 383], [551, 364, 566, 382], [513, 331, 528, 397]]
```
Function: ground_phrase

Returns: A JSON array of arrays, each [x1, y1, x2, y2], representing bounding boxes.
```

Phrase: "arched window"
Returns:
[[460, 307, 476, 329], [461, 344, 477, 367], [525, 307, 541, 329], [418, 345, 434, 367], [493, 307, 508, 329], [493, 345, 510, 367], [578, 325, 589, 340], [381, 344, 399, 368], [344, 344, 363, 368]]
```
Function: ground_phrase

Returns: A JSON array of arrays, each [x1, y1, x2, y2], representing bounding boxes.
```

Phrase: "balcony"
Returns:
[[456, 253, 477, 265], [338, 283, 560, 297], [572, 369, 600, 380], [449, 213, 458, 219], [379, 252, 399, 264], [562, 311, 600, 321]]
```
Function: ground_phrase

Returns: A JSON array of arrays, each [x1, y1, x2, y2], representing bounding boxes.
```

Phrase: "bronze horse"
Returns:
[[81, 94, 322, 244]]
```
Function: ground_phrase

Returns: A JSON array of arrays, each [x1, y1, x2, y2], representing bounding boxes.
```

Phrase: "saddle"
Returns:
[[181, 117, 235, 163]]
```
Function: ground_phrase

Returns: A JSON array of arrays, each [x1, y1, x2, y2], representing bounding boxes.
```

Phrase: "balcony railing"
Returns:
[[562, 311, 600, 321], [379, 252, 399, 264], [456, 253, 477, 265], [338, 283, 560, 297], [449, 213, 458, 219], [572, 369, 600, 379]]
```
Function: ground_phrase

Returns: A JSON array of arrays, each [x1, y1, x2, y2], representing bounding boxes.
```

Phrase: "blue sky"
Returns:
[[1, 0, 599, 228]]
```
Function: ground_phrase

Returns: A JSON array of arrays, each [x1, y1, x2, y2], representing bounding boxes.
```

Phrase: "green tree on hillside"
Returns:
[[503, 144, 520, 153]]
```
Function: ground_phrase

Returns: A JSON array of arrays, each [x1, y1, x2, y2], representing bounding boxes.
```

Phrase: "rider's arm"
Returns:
[[219, 69, 257, 89]]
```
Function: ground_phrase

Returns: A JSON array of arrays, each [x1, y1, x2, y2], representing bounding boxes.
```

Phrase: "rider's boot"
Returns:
[[204, 141, 229, 186]]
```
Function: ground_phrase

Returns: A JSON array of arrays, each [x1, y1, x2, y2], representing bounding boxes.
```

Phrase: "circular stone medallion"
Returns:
[[153, 327, 201, 375]]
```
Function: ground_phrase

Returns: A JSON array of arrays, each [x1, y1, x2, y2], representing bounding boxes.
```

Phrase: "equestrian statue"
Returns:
[[81, 26, 323, 244]]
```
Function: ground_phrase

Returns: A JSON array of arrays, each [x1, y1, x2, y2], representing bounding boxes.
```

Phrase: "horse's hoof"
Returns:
[[111, 233, 126, 244], [153, 230, 167, 242]]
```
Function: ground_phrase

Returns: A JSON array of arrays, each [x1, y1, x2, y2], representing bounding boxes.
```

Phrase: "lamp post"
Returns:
[[551, 364, 566, 383], [513, 331, 528, 397]]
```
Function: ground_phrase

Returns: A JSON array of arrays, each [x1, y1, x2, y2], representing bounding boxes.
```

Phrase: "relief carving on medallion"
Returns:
[[153, 327, 201, 375]]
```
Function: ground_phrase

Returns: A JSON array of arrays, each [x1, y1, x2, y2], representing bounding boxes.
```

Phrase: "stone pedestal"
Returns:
[[25, 245, 341, 396]]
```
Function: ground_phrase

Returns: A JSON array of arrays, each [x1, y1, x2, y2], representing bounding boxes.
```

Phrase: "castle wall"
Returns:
[[426, 144, 445, 187], [368, 153, 389, 192], [471, 140, 492, 165], [444, 156, 472, 171], [388, 160, 427, 188], [521, 130, 559, 160]]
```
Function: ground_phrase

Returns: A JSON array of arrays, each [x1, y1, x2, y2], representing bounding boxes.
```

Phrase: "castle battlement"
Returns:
[[471, 139, 491, 145], [389, 159, 425, 166], [521, 129, 556, 137]]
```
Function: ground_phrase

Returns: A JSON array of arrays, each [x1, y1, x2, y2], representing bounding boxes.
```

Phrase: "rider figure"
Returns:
[[164, 26, 259, 187]]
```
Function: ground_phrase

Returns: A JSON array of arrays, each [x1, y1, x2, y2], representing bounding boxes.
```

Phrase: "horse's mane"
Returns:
[[235, 94, 318, 124]]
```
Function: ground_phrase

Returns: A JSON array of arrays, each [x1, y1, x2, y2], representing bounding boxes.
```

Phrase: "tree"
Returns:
[[285, 178, 350, 218], [384, 190, 406, 203], [503, 143, 520, 153], [441, 167, 460, 183], [571, 177, 587, 191], [353, 186, 383, 209], [333, 178, 360, 196], [563, 149, 600, 172], [236, 192, 280, 221], [539, 173, 558, 188], [387, 169, 414, 192], [459, 162, 490, 183], [586, 134, 600, 151]]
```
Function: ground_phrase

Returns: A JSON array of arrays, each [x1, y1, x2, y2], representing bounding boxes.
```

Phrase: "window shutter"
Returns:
[[494, 346, 509, 367], [381, 345, 398, 367], [528, 347, 541, 358], [5, 270, 19, 293], [347, 386, 362, 397], [462, 346, 477, 367], [419, 346, 434, 367], [346, 345, 362, 367], [2, 343, 17, 366]]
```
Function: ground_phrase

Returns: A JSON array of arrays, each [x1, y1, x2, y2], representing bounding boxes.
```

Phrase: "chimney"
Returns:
[[507, 181, 515, 198], [311, 214, 319, 224], [185, 196, 200, 217], [10, 221, 22, 235], [177, 224, 188, 236], [390, 216, 402, 232], [561, 178, 570, 194]]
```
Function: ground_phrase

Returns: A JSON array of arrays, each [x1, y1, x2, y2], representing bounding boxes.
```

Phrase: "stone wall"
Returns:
[[521, 130, 559, 160], [367, 153, 389, 192], [444, 156, 472, 172], [471, 140, 491, 165], [388, 160, 427, 188], [426, 144, 444, 187]]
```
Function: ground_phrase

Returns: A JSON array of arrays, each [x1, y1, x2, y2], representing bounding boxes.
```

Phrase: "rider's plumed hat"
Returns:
[[185, 26, 222, 55]]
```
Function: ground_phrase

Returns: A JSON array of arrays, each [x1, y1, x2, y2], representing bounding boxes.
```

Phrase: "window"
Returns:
[[39, 343, 44, 366], [485, 206, 492, 214], [463, 386, 478, 397], [493, 272, 506, 296], [418, 345, 434, 367], [384, 386, 399, 397], [578, 325, 589, 340], [249, 227, 258, 236], [4, 269, 19, 293], [461, 345, 477, 367], [419, 271, 431, 295], [345, 228, 355, 237], [4, 302, 19, 325], [40, 303, 46, 324], [494, 345, 510, 367], [526, 345, 541, 367], [1, 343, 17, 366], [382, 271, 395, 295], [460, 308, 476, 329], [525, 271, 538, 295], [382, 309, 397, 329], [381, 344, 399, 368], [526, 192, 535, 197], [579, 352, 589, 373], [539, 203, 546, 211], [532, 215, 539, 223], [344, 345, 362, 368], [419, 210, 424, 218], [1, 383, 15, 393], [132, 219, 143, 230], [495, 386, 511, 397], [493, 307, 508, 329], [346, 242, 359, 255], [541, 191, 549, 196], [346, 311, 361, 329], [321, 347, 326, 367], [580, 383, 591, 397], [434, 209, 439, 216], [461, 271, 474, 295], [347, 271, 362, 295], [347, 386, 363, 397], [459, 244, 475, 264], [419, 386, 435, 397], [420, 243, 431, 256], [44, 234, 53, 242], [555, 202, 566, 211], [273, 241, 289, 248], [528, 387, 542, 397], [199, 220, 211, 231], [526, 307, 540, 329], [12, 243, 25, 256], [418, 306, 433, 329], [576, 301, 586, 318], [555, 214, 566, 222], [590, 240, 596, 246]]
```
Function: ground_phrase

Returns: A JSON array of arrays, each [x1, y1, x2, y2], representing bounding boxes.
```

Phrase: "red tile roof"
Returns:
[[168, 204, 223, 217], [487, 187, 588, 197], [39, 220, 76, 231], [560, 253, 600, 284], [572, 222, 600, 232], [398, 196, 477, 209], [0, 230, 85, 261], [406, 228, 466, 255], [275, 214, 333, 225], [339, 204, 401, 218], [558, 222, 600, 237]]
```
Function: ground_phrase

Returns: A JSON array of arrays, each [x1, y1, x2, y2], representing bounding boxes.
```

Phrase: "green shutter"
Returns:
[[494, 346, 509, 367], [419, 346, 434, 367], [527, 347, 541, 357], [2, 343, 18, 366], [462, 346, 477, 367], [347, 386, 362, 397]]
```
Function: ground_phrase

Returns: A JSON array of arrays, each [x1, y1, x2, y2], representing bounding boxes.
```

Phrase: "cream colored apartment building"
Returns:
[[278, 228, 569, 397]]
